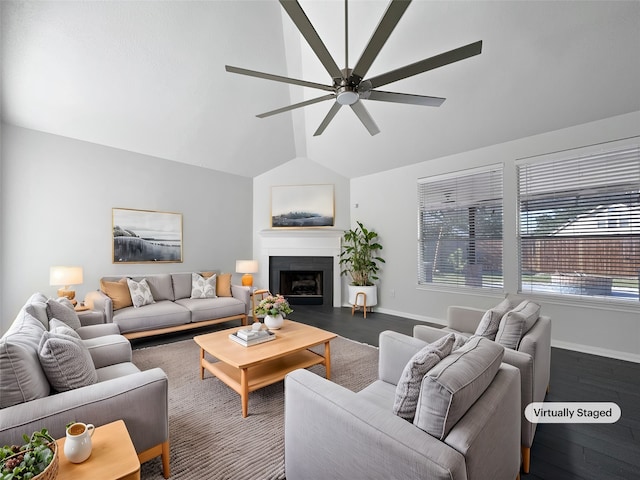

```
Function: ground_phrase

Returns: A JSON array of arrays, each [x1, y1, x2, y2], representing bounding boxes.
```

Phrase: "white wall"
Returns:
[[252, 157, 350, 289], [1, 124, 253, 332], [350, 111, 640, 362]]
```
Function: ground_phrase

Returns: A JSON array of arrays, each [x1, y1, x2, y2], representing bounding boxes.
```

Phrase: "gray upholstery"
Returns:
[[86, 272, 250, 339], [284, 331, 521, 480], [413, 301, 551, 469], [0, 294, 170, 476]]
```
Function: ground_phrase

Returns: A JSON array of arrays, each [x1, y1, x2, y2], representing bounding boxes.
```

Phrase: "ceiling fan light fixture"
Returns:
[[336, 87, 359, 106]]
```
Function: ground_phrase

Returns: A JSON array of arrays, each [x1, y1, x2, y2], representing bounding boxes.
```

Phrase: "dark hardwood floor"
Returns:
[[131, 305, 640, 480]]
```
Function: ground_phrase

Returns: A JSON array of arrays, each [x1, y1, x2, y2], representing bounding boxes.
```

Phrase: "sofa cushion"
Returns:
[[495, 300, 541, 349], [474, 297, 512, 340], [171, 273, 193, 300], [49, 318, 81, 339], [0, 311, 51, 408], [393, 333, 455, 421], [216, 273, 233, 297], [137, 274, 174, 302], [127, 278, 155, 308], [175, 297, 246, 323], [38, 331, 98, 392], [191, 273, 217, 299], [100, 277, 133, 310], [413, 336, 505, 440], [113, 300, 191, 334], [46, 298, 82, 330]]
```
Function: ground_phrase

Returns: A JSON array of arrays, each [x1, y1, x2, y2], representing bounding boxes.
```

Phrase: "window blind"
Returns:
[[418, 166, 503, 289], [517, 145, 640, 300]]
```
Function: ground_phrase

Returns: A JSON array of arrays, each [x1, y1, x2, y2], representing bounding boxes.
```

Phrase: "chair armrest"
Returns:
[[413, 325, 449, 344], [378, 331, 428, 385], [84, 290, 114, 323], [83, 335, 132, 368], [231, 285, 251, 315], [284, 369, 467, 480], [77, 323, 121, 339], [446, 306, 485, 334], [0, 368, 168, 455]]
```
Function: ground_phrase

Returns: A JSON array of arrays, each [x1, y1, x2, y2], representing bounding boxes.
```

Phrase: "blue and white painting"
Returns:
[[271, 184, 335, 228]]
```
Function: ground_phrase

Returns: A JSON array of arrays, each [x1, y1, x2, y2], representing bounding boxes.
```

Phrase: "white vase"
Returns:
[[264, 313, 284, 330], [64, 422, 95, 463]]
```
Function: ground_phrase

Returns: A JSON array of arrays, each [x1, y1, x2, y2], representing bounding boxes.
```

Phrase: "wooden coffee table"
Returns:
[[56, 420, 140, 480], [194, 320, 336, 417]]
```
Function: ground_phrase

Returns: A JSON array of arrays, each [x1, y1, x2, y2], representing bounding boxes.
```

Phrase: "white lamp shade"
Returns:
[[50, 266, 83, 286], [235, 260, 258, 274]]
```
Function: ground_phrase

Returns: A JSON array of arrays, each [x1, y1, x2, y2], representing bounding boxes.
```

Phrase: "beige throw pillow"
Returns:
[[216, 273, 233, 297], [100, 278, 133, 310]]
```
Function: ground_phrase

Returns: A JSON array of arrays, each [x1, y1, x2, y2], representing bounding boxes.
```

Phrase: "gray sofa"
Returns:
[[0, 293, 170, 478], [413, 297, 551, 473], [86, 272, 250, 339], [285, 331, 521, 480]]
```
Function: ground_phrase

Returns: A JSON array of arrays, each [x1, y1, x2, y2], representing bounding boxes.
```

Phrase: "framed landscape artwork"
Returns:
[[271, 184, 335, 228], [112, 208, 183, 263]]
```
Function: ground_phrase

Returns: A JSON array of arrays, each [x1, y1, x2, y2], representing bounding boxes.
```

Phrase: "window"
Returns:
[[518, 145, 640, 301], [418, 166, 503, 289]]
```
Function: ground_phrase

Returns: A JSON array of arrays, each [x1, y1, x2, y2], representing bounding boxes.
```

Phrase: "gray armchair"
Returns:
[[414, 304, 551, 473], [285, 331, 521, 480]]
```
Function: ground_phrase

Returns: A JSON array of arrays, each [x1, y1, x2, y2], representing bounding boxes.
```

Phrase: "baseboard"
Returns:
[[342, 303, 446, 327], [552, 340, 640, 364]]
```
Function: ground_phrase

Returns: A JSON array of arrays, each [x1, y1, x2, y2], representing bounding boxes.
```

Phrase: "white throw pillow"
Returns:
[[474, 297, 512, 340], [127, 278, 155, 308], [393, 333, 456, 422], [495, 300, 541, 349], [190, 273, 217, 299], [46, 298, 81, 330], [49, 318, 81, 339]]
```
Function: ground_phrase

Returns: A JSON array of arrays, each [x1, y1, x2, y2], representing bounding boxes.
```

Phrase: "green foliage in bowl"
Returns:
[[0, 429, 55, 480]]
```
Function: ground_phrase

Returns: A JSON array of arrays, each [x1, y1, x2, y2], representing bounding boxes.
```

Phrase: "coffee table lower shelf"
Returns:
[[202, 349, 325, 394]]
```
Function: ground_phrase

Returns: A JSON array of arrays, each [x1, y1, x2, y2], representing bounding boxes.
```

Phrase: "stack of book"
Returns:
[[229, 328, 276, 347]]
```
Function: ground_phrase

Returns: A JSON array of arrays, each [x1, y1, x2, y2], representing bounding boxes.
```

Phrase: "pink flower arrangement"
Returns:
[[255, 294, 293, 317]]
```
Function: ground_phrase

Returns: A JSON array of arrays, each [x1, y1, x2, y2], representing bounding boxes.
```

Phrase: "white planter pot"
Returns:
[[264, 313, 284, 330], [347, 285, 378, 307]]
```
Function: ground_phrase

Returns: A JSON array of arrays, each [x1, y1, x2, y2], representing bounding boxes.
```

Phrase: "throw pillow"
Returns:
[[100, 277, 133, 310], [215, 273, 233, 297], [127, 278, 155, 308], [191, 273, 217, 299], [46, 298, 81, 330], [474, 297, 512, 340], [49, 318, 81, 339], [393, 333, 456, 422], [38, 331, 98, 392], [495, 300, 541, 349], [452, 333, 468, 351]]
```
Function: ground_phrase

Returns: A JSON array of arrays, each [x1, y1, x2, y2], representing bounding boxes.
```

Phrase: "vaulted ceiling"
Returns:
[[2, 1, 639, 179]]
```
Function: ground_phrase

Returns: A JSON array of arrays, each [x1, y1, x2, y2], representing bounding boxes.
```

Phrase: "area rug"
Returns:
[[134, 336, 379, 480]]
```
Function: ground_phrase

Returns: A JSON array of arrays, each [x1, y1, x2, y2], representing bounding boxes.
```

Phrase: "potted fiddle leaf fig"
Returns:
[[339, 221, 385, 310]]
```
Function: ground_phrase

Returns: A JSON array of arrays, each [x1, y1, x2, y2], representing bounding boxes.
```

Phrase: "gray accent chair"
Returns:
[[0, 294, 170, 478], [413, 304, 551, 473], [285, 331, 521, 480]]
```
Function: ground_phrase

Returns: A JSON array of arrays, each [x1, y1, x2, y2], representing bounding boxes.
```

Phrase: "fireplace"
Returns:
[[269, 256, 333, 306]]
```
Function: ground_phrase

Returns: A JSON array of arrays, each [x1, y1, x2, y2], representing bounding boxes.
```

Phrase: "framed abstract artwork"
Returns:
[[271, 184, 335, 228], [112, 208, 183, 263]]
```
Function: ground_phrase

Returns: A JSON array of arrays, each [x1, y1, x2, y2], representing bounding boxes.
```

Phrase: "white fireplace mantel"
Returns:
[[258, 229, 343, 307]]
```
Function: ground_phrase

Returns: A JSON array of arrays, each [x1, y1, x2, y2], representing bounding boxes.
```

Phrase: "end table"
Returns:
[[56, 420, 140, 480]]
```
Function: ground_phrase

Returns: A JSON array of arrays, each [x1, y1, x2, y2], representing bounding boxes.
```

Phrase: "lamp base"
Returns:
[[241, 274, 254, 287], [57, 288, 78, 306]]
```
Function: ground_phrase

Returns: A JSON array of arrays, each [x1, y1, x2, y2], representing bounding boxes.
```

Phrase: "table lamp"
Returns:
[[235, 260, 258, 287], [50, 266, 83, 305]]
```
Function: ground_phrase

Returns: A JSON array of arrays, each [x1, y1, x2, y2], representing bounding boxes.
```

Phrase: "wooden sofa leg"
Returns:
[[522, 446, 531, 473], [161, 441, 170, 478]]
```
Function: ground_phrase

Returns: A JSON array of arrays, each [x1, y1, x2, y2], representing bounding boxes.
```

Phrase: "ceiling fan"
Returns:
[[226, 0, 482, 136]]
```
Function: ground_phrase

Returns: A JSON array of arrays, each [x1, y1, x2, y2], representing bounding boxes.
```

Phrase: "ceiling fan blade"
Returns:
[[314, 102, 342, 136], [351, 0, 412, 81], [350, 101, 380, 136], [257, 94, 335, 118], [280, 0, 343, 80], [366, 40, 483, 89], [225, 65, 334, 92], [364, 90, 445, 107]]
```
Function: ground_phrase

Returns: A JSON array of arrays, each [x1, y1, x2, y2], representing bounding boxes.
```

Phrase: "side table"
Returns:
[[56, 420, 140, 480]]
